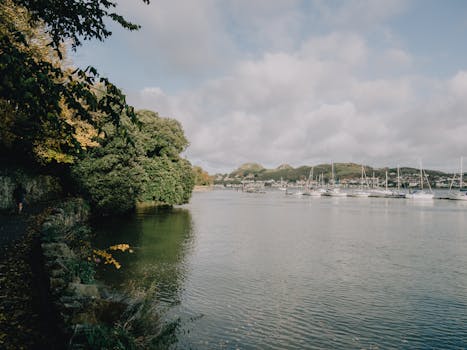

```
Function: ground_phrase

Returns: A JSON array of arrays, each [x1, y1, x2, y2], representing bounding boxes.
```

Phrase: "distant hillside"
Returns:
[[224, 162, 449, 183], [230, 163, 265, 178]]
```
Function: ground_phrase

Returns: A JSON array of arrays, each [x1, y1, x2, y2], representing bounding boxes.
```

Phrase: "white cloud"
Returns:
[[383, 48, 413, 67], [114, 0, 237, 76], [130, 28, 467, 173], [96, 0, 466, 173]]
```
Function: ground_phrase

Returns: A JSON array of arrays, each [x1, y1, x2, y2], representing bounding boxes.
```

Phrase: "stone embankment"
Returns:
[[38, 199, 130, 348], [1, 169, 161, 348]]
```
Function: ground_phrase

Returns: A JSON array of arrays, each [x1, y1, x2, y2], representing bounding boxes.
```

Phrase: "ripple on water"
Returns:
[[96, 191, 467, 349]]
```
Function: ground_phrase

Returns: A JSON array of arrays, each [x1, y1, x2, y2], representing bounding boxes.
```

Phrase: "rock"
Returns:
[[50, 277, 67, 290], [42, 243, 75, 260], [67, 283, 100, 299]]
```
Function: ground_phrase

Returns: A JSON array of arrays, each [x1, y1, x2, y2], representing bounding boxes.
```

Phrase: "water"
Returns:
[[93, 190, 467, 349]]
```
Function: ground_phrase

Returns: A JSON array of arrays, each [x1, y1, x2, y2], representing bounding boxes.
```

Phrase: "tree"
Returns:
[[0, 0, 148, 164], [71, 110, 194, 214], [71, 121, 147, 214], [193, 166, 214, 186], [134, 110, 194, 205]]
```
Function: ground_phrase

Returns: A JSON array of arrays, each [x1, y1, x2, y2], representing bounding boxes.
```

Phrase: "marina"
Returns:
[[238, 160, 467, 202]]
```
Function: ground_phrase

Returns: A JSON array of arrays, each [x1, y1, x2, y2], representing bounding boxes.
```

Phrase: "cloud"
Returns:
[[130, 26, 467, 173], [105, 0, 238, 79], [82, 0, 464, 173]]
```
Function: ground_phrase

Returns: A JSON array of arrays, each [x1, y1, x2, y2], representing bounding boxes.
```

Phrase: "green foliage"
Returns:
[[70, 284, 179, 350], [133, 110, 194, 204], [71, 324, 137, 350], [135, 110, 189, 158], [71, 126, 147, 214], [72, 110, 194, 214], [14, 0, 149, 51], [0, 0, 145, 164], [140, 156, 194, 204], [193, 166, 213, 186], [64, 259, 96, 284], [230, 163, 265, 177]]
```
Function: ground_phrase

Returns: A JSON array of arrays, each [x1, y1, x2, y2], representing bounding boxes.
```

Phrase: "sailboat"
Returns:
[[369, 170, 392, 197], [303, 167, 325, 196], [278, 177, 287, 191], [405, 160, 434, 200], [302, 169, 313, 196], [448, 157, 467, 201], [324, 162, 347, 197], [349, 164, 370, 197], [387, 165, 405, 198]]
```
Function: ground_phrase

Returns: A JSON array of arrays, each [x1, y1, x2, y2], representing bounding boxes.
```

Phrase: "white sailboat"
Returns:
[[324, 162, 347, 197], [388, 165, 405, 198], [312, 173, 327, 196], [304, 167, 325, 196], [349, 164, 370, 197], [302, 168, 313, 196], [369, 170, 392, 197], [405, 160, 434, 200], [278, 177, 287, 191], [448, 157, 467, 201]]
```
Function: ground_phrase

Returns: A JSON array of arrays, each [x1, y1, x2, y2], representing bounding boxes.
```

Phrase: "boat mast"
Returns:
[[420, 160, 423, 190], [397, 165, 400, 191], [385, 170, 388, 191], [361, 164, 364, 189], [331, 162, 335, 187], [461, 157, 464, 190], [310, 167, 314, 188]]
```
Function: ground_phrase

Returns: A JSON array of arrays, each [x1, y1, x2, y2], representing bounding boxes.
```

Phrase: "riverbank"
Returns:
[[0, 190, 183, 349], [193, 185, 213, 192]]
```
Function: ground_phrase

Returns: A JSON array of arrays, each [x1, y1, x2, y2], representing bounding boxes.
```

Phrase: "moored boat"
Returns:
[[448, 157, 467, 201], [405, 160, 434, 200]]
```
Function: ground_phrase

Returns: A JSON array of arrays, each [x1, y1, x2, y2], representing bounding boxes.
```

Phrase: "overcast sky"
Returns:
[[72, 0, 467, 173]]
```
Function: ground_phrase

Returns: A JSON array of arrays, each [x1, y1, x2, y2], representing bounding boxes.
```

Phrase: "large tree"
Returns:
[[72, 110, 194, 214]]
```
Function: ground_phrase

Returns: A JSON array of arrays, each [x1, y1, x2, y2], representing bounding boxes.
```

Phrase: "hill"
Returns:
[[223, 162, 449, 183]]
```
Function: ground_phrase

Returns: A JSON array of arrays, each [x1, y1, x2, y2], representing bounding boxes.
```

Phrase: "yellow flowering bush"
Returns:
[[91, 244, 133, 270]]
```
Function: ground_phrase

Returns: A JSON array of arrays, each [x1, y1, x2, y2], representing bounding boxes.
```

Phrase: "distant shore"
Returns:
[[193, 185, 213, 192]]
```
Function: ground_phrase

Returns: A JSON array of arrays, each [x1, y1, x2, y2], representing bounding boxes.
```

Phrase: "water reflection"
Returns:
[[92, 205, 194, 305]]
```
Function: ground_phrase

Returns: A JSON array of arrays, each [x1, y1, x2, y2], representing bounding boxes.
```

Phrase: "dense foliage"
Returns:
[[0, 0, 145, 164], [1, 0, 195, 213], [72, 111, 194, 214], [193, 166, 214, 186]]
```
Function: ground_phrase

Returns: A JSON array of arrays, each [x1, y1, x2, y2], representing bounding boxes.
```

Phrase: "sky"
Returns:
[[72, 0, 467, 173]]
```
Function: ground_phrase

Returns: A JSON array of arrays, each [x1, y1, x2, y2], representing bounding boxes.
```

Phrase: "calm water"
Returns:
[[93, 190, 467, 349]]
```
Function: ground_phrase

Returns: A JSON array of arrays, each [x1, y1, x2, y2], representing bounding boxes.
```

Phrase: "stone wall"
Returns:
[[0, 168, 62, 211], [39, 198, 130, 348]]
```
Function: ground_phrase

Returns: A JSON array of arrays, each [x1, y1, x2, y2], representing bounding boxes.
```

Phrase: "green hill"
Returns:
[[225, 162, 448, 183]]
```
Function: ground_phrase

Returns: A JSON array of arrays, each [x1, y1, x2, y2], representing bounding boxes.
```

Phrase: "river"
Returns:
[[93, 190, 467, 349]]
